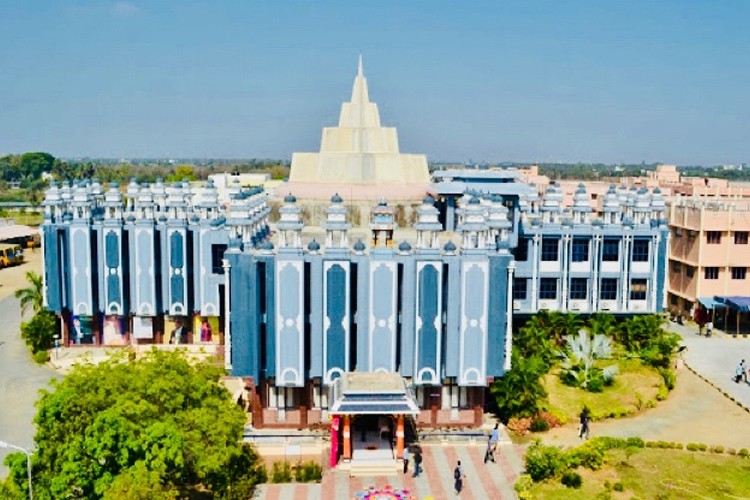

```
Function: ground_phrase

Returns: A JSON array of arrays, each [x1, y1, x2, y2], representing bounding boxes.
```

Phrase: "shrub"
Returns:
[[507, 417, 533, 435], [530, 417, 550, 433], [536, 411, 564, 428], [567, 443, 605, 470], [656, 386, 669, 401], [738, 448, 749, 458], [294, 461, 322, 483], [727, 448, 737, 455], [613, 482, 625, 492], [271, 461, 292, 483], [686, 443, 699, 452], [587, 375, 604, 393], [525, 441, 568, 482], [33, 350, 50, 364], [625, 437, 645, 448], [658, 368, 677, 390], [711, 445, 725, 454], [697, 443, 708, 452], [514, 474, 534, 500], [561, 471, 583, 489]]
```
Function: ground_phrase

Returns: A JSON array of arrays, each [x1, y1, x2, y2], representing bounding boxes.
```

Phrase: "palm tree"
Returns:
[[560, 330, 618, 389], [15, 271, 44, 316], [587, 314, 617, 338]]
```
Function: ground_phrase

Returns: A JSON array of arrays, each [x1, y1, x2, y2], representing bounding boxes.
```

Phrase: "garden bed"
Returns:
[[544, 359, 665, 421]]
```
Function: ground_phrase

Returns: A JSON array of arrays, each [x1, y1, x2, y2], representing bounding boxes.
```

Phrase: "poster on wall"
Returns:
[[164, 316, 189, 345], [71, 315, 94, 345], [193, 316, 219, 343], [102, 316, 127, 345], [133, 317, 154, 340]]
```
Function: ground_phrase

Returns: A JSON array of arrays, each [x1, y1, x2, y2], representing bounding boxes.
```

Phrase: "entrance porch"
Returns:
[[329, 373, 420, 476]]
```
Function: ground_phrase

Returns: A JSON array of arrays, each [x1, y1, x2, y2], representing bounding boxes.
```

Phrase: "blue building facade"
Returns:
[[41, 173, 668, 428]]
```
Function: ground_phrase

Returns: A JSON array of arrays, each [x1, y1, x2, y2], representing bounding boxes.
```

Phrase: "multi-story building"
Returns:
[[668, 197, 750, 318], [39, 59, 672, 471]]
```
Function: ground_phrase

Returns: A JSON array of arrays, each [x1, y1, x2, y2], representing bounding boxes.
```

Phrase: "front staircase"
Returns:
[[347, 458, 400, 477]]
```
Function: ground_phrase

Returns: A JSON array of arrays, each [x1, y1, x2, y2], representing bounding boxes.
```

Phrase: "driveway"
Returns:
[[0, 296, 60, 478]]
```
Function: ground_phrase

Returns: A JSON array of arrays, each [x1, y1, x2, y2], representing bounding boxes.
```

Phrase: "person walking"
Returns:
[[454, 460, 464, 494], [402, 446, 410, 475], [489, 423, 499, 453], [412, 447, 422, 478], [579, 407, 590, 440], [741, 359, 748, 383], [484, 435, 495, 463], [735, 360, 745, 383]]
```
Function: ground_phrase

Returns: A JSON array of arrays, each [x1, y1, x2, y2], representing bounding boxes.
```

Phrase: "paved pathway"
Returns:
[[668, 321, 750, 412], [253, 442, 525, 499], [0, 296, 60, 477]]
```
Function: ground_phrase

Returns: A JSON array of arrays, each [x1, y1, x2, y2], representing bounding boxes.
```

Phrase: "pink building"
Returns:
[[668, 197, 750, 320]]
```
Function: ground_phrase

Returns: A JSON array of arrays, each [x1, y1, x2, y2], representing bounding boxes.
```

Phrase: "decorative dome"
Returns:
[[422, 195, 435, 205], [353, 240, 366, 252], [398, 241, 412, 252], [284, 193, 297, 203], [308, 239, 321, 251], [443, 240, 457, 252], [261, 241, 275, 251], [331, 193, 343, 203], [158, 215, 168, 223], [468, 196, 481, 205]]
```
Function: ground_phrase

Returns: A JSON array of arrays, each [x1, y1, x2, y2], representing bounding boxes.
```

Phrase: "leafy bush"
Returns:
[[711, 445, 725, 454], [727, 448, 737, 455], [567, 443, 605, 470], [738, 448, 749, 458], [33, 349, 50, 364], [293, 461, 322, 483], [525, 441, 568, 482], [21, 310, 57, 354], [658, 368, 677, 390], [686, 443, 708, 452], [271, 461, 292, 483], [561, 471, 583, 489], [490, 350, 549, 423], [514, 474, 534, 500], [530, 417, 550, 432], [625, 437, 645, 448], [656, 385, 669, 401], [506, 417, 533, 435], [613, 482, 625, 492]]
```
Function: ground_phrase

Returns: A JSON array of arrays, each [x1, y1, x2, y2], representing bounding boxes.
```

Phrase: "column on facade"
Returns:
[[504, 262, 515, 371], [396, 414, 404, 459], [343, 415, 351, 460], [531, 234, 540, 311], [591, 235, 601, 311], [621, 236, 632, 310], [222, 258, 232, 371], [561, 234, 571, 311]]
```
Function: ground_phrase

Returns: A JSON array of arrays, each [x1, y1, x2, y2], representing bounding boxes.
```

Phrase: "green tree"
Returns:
[[490, 350, 548, 423], [559, 331, 618, 391], [20, 309, 56, 354], [166, 165, 197, 183], [3, 350, 265, 499], [15, 271, 44, 316]]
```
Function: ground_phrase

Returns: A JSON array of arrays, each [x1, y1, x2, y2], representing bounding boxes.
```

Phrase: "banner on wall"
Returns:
[[71, 315, 94, 345], [102, 316, 127, 345], [193, 316, 219, 343], [133, 317, 154, 340], [164, 316, 189, 345]]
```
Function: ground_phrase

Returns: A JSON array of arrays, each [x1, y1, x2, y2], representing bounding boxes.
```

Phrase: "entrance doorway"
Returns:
[[352, 414, 394, 461]]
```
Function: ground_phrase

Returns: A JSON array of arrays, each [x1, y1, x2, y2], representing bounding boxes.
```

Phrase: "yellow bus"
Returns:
[[0, 243, 24, 268]]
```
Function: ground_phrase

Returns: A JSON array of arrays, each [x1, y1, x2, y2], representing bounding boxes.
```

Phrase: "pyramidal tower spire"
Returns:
[[358, 53, 363, 76]]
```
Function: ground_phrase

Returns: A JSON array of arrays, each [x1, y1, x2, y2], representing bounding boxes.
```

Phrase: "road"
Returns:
[[0, 295, 60, 478]]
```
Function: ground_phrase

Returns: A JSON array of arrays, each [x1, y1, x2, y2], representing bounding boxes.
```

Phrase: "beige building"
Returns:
[[668, 197, 750, 314]]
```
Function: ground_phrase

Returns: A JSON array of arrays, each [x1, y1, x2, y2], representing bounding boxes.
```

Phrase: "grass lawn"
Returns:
[[1, 210, 42, 226], [544, 359, 664, 421], [528, 448, 750, 499]]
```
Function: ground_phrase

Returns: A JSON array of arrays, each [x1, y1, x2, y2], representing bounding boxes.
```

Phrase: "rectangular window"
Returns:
[[735, 232, 748, 245], [569, 278, 588, 300], [600, 278, 618, 301], [632, 240, 650, 262], [513, 278, 528, 300], [211, 244, 228, 274], [539, 278, 558, 300], [515, 238, 529, 262], [686, 266, 695, 278], [707, 231, 722, 244], [541, 238, 559, 262], [672, 261, 681, 273], [630, 278, 648, 301], [704, 267, 719, 280], [732, 267, 747, 280], [571, 238, 590, 262], [602, 239, 619, 262]]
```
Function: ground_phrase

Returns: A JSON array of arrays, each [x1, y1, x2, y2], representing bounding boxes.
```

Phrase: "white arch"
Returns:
[[325, 367, 345, 385], [279, 368, 301, 386], [374, 367, 390, 374], [461, 368, 482, 386], [416, 367, 438, 385]]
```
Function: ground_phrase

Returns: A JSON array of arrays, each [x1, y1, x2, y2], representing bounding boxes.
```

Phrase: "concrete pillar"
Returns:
[[343, 415, 352, 460], [396, 414, 405, 459]]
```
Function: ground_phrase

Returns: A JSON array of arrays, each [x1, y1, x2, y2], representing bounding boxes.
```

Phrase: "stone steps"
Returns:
[[348, 459, 400, 477]]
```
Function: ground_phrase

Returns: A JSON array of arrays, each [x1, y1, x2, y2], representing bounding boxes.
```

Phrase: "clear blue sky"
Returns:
[[1, 1, 748, 164]]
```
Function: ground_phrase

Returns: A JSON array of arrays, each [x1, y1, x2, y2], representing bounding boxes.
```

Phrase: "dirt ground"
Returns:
[[0, 249, 42, 302], [540, 365, 750, 450]]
